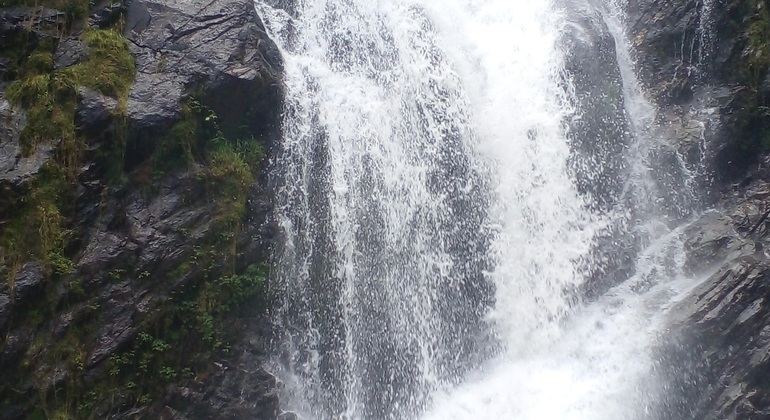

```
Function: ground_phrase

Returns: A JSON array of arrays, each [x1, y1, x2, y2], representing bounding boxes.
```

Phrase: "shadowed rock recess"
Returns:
[[629, 0, 770, 418], [0, 0, 284, 418]]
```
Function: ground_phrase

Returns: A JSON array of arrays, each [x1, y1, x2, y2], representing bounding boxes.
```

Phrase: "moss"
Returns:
[[745, 4, 770, 90], [150, 98, 266, 180], [203, 263, 267, 314], [6, 28, 135, 155], [205, 143, 254, 225], [150, 104, 201, 177], [0, 165, 71, 284], [74, 29, 136, 101]]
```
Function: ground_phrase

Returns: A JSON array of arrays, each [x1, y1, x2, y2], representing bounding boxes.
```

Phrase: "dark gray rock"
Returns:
[[52, 310, 75, 338], [77, 231, 138, 286], [123, 0, 283, 169], [54, 37, 85, 70], [683, 210, 750, 272], [655, 176, 770, 418], [0, 98, 25, 175], [165, 317, 281, 419], [628, 0, 770, 186], [277, 412, 298, 420], [0, 98, 57, 189], [12, 262, 44, 303], [560, 3, 638, 299], [562, 2, 631, 212], [628, 0, 702, 104], [682, 179, 770, 270], [0, 0, 283, 416], [0, 292, 9, 332], [0, 7, 64, 38], [86, 294, 137, 368], [76, 87, 119, 134], [89, 0, 125, 29], [657, 256, 770, 419]]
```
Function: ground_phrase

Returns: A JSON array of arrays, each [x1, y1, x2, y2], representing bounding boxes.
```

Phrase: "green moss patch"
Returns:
[[7, 28, 135, 155], [0, 165, 71, 284]]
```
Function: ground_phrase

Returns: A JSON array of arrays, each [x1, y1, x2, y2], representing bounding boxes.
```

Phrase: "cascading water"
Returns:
[[255, 0, 711, 418]]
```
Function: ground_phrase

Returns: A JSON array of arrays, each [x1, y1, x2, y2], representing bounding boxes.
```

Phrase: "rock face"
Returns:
[[559, 2, 642, 300], [0, 0, 284, 418], [629, 0, 770, 187], [562, 2, 631, 213], [652, 172, 770, 419], [629, 0, 770, 415], [0, 98, 54, 188], [123, 0, 282, 168]]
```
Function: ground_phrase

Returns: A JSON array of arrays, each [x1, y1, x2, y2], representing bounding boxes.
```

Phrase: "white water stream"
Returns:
[[255, 0, 707, 418]]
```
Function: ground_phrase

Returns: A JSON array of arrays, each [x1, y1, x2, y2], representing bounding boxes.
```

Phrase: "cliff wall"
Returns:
[[0, 0, 284, 417]]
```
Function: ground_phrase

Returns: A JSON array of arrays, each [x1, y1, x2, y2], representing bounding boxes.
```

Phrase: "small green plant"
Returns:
[[159, 367, 176, 382], [49, 251, 75, 275], [151, 339, 170, 353], [108, 269, 124, 283]]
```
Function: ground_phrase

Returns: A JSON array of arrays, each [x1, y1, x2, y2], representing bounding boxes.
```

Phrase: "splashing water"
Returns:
[[255, 0, 707, 418]]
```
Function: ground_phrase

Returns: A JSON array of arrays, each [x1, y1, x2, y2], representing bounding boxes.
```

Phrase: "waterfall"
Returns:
[[255, 0, 709, 418]]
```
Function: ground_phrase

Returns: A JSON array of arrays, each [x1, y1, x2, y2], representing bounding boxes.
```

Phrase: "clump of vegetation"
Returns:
[[73, 30, 136, 100], [6, 28, 135, 155], [0, 165, 71, 287], [77, 262, 269, 413], [742, 0, 770, 91], [149, 97, 266, 229], [1, 28, 135, 279]]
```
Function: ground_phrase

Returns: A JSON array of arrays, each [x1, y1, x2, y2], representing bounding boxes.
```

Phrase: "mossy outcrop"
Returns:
[[0, 0, 284, 418]]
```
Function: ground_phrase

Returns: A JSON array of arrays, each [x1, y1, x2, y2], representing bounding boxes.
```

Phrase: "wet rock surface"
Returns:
[[655, 167, 770, 418], [660, 256, 770, 419], [630, 0, 770, 186], [560, 2, 640, 300], [0, 98, 53, 187], [628, 0, 770, 416]]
